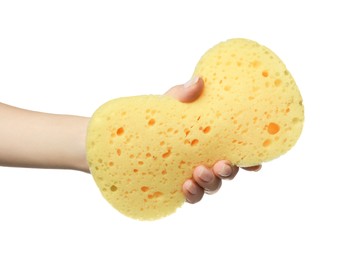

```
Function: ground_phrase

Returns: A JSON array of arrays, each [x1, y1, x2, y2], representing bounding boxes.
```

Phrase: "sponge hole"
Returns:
[[141, 186, 149, 192], [267, 122, 280, 135], [117, 127, 124, 136], [263, 139, 271, 147], [251, 60, 261, 68], [191, 139, 199, 146], [274, 79, 282, 86], [203, 126, 211, 134], [148, 191, 163, 199], [162, 149, 171, 158], [148, 118, 155, 126], [292, 117, 301, 124]]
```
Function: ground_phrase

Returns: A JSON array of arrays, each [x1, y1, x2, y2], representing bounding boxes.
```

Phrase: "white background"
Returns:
[[1, 0, 344, 259]]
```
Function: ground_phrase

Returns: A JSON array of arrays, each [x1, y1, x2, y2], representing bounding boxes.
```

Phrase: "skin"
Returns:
[[0, 77, 261, 204]]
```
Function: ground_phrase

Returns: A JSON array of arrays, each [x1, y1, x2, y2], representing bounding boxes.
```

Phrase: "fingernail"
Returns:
[[218, 163, 232, 177], [197, 167, 213, 182], [183, 76, 199, 88], [186, 181, 197, 195], [254, 165, 262, 172]]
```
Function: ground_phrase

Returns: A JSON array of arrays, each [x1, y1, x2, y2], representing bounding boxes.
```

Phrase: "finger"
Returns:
[[164, 76, 204, 103], [212, 160, 239, 180], [193, 165, 222, 194], [242, 165, 262, 172], [183, 179, 204, 204]]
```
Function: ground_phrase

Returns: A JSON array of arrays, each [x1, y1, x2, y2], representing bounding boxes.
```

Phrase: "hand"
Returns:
[[164, 77, 262, 203]]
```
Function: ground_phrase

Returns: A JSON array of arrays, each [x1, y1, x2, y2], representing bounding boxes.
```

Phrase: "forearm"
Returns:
[[0, 103, 90, 172]]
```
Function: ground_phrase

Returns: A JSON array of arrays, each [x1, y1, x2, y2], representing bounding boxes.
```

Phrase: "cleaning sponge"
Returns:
[[86, 38, 304, 220]]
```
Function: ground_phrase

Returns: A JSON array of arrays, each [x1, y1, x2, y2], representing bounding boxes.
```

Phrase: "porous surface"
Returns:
[[86, 38, 304, 220]]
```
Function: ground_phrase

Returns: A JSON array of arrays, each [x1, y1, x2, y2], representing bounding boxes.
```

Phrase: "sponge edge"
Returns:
[[87, 38, 304, 220]]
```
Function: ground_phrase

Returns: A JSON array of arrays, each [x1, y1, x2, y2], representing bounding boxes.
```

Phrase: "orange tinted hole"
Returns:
[[141, 186, 149, 192], [203, 126, 211, 134], [148, 118, 155, 126], [274, 79, 282, 86], [138, 161, 144, 165], [191, 139, 199, 146], [268, 122, 280, 135], [108, 161, 114, 166], [251, 60, 261, 68], [148, 191, 163, 199], [184, 129, 190, 137], [262, 70, 269, 77], [161, 169, 167, 175], [133, 169, 138, 173], [117, 127, 124, 135], [117, 149, 121, 156], [162, 150, 171, 158], [153, 191, 163, 198], [263, 139, 271, 147], [146, 153, 151, 158]]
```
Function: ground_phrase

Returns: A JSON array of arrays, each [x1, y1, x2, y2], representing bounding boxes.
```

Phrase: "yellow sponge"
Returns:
[[86, 38, 304, 220]]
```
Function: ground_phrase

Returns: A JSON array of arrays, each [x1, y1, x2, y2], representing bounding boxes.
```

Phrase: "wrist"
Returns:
[[70, 116, 90, 173]]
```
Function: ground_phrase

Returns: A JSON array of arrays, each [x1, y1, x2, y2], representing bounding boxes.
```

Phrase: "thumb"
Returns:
[[164, 77, 204, 103]]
